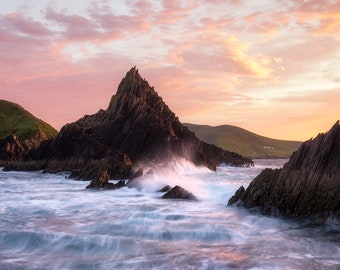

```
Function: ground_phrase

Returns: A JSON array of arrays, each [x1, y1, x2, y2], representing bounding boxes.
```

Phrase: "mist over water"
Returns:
[[0, 160, 339, 269]]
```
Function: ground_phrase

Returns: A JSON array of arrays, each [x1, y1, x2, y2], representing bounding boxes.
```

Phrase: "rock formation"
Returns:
[[157, 185, 172, 193], [162, 185, 198, 201], [86, 170, 126, 190], [228, 121, 340, 220], [0, 100, 58, 164], [0, 135, 26, 161], [5, 67, 252, 179]]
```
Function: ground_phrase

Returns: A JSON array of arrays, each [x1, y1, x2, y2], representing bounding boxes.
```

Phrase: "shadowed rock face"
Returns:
[[228, 121, 340, 219], [68, 67, 252, 170], [0, 135, 26, 161], [5, 67, 252, 179]]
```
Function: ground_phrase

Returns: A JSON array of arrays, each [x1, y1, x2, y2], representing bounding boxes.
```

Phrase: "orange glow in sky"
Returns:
[[0, 0, 339, 141]]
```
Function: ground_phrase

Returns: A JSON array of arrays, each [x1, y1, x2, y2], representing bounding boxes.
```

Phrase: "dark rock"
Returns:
[[127, 168, 154, 189], [162, 185, 198, 201], [86, 170, 110, 188], [66, 150, 132, 180], [126, 168, 144, 187], [228, 121, 340, 220], [228, 186, 245, 205], [5, 67, 252, 179], [86, 170, 126, 190], [157, 185, 172, 192], [111, 180, 126, 189], [0, 135, 26, 162]]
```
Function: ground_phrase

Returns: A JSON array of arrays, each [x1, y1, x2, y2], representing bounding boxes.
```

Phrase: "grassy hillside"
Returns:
[[185, 123, 301, 159], [0, 100, 58, 141]]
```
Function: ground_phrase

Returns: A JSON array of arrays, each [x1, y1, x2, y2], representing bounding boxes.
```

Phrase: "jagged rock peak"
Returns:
[[108, 66, 161, 110], [107, 66, 175, 124], [4, 67, 252, 179]]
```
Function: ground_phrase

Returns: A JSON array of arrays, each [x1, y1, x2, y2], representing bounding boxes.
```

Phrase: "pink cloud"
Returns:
[[279, 0, 340, 35], [166, 33, 278, 79], [0, 12, 51, 36], [0, 0, 338, 141]]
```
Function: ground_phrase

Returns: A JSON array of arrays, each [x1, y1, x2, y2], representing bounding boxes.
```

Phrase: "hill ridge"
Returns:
[[0, 99, 58, 161], [184, 123, 301, 159]]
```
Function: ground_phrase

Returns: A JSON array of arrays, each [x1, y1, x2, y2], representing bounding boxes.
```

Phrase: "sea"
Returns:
[[0, 159, 339, 270]]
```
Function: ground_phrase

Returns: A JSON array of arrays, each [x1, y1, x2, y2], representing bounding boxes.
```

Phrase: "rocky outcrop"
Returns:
[[5, 67, 252, 179], [0, 100, 58, 165], [228, 121, 340, 219], [157, 185, 172, 192], [126, 168, 155, 189], [0, 132, 56, 167], [162, 185, 198, 201], [0, 135, 26, 161], [86, 171, 126, 189]]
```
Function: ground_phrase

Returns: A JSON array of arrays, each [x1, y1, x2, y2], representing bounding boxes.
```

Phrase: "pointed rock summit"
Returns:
[[228, 120, 340, 220], [6, 67, 252, 179]]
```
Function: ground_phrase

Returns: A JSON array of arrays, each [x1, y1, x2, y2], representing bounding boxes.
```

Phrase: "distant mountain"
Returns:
[[0, 100, 58, 161], [184, 123, 301, 159]]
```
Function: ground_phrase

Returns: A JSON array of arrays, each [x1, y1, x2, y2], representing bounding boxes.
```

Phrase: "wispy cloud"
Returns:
[[0, 0, 339, 140]]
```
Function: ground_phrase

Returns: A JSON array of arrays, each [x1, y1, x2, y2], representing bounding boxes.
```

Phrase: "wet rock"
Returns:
[[162, 185, 198, 201], [126, 168, 144, 187], [66, 151, 133, 180], [127, 168, 154, 189], [86, 171, 126, 190], [157, 185, 172, 192], [228, 121, 340, 220], [228, 186, 245, 206]]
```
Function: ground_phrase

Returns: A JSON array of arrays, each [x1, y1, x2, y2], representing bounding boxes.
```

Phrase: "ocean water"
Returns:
[[0, 159, 339, 270]]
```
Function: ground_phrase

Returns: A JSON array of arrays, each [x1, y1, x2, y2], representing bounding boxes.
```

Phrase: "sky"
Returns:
[[0, 0, 339, 141]]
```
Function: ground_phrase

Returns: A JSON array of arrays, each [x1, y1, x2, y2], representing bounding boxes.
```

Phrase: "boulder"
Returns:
[[162, 185, 198, 201], [86, 170, 126, 190], [228, 121, 340, 220], [157, 185, 172, 192]]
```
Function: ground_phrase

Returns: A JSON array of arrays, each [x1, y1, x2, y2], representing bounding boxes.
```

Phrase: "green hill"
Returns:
[[184, 123, 301, 159], [0, 99, 58, 142]]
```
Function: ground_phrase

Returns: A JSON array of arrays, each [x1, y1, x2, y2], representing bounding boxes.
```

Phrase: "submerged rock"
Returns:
[[162, 185, 198, 201], [157, 185, 172, 192], [228, 121, 340, 220], [5, 67, 252, 180], [126, 168, 144, 188], [126, 168, 154, 190]]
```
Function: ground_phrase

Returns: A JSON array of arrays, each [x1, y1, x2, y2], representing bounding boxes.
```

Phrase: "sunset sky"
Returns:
[[0, 0, 339, 141]]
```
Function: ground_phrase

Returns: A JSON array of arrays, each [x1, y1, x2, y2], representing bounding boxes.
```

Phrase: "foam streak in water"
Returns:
[[0, 160, 339, 269]]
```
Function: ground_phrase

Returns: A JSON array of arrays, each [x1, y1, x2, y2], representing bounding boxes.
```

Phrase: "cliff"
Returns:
[[5, 67, 252, 179], [228, 121, 340, 220]]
